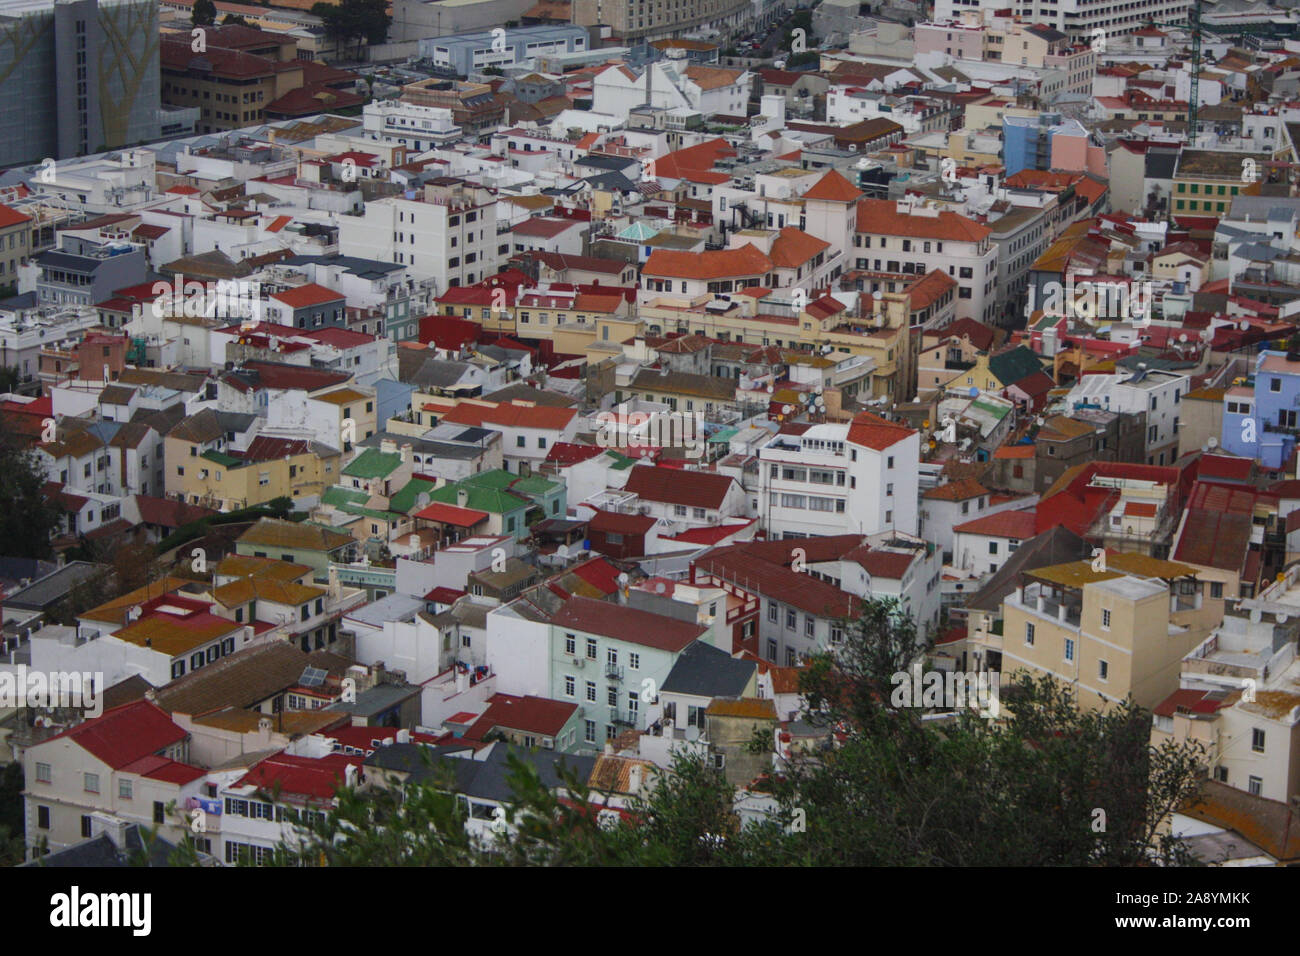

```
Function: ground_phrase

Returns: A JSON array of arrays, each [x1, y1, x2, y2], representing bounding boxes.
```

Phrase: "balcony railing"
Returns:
[[604, 663, 623, 681]]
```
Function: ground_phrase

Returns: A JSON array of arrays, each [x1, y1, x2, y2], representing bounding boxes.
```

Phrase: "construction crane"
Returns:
[[1144, 0, 1204, 145]]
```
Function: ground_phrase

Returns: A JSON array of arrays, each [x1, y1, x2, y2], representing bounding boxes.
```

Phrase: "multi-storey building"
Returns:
[[0, 0, 164, 165], [338, 178, 500, 296]]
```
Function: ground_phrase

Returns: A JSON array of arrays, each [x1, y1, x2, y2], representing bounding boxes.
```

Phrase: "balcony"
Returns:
[[604, 663, 624, 681], [609, 708, 639, 727]]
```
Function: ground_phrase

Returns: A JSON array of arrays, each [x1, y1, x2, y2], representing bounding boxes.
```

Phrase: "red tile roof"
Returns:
[[847, 411, 915, 451], [545, 442, 607, 466], [643, 243, 771, 281], [623, 464, 736, 510], [465, 693, 578, 739], [924, 477, 989, 501], [441, 400, 577, 431], [414, 501, 490, 527], [855, 198, 992, 242], [270, 283, 344, 309], [235, 752, 363, 801], [0, 203, 32, 229], [48, 700, 187, 771], [589, 509, 656, 534], [952, 508, 1037, 538], [551, 596, 706, 652], [802, 169, 862, 203]]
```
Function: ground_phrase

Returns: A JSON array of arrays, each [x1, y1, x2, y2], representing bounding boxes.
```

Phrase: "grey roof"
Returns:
[[366, 743, 597, 802], [344, 592, 425, 629], [358, 430, 484, 460], [325, 682, 421, 717], [36, 250, 105, 274], [364, 742, 478, 775], [0, 557, 58, 586], [660, 641, 756, 698], [1144, 150, 1179, 180], [962, 524, 1090, 613], [5, 561, 104, 611], [575, 154, 639, 173], [280, 254, 405, 279], [0, 291, 38, 310], [22, 825, 179, 867], [482, 384, 576, 407], [398, 352, 480, 389]]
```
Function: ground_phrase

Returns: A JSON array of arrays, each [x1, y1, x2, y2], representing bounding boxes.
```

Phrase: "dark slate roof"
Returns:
[[23, 825, 179, 867], [660, 641, 756, 698], [279, 254, 405, 279], [366, 743, 599, 803], [575, 154, 640, 173], [988, 345, 1044, 387], [325, 682, 421, 717], [963, 524, 1091, 612], [1145, 149, 1179, 179], [4, 561, 104, 611]]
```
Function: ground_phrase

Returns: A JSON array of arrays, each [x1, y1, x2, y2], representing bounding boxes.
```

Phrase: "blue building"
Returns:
[[1002, 113, 1089, 177], [1220, 350, 1300, 469], [417, 25, 588, 77]]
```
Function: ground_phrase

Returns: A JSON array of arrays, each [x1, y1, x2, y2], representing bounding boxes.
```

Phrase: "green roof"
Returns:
[[605, 450, 636, 470], [428, 481, 529, 515], [343, 448, 403, 479], [460, 469, 516, 491], [323, 486, 369, 509], [972, 399, 1011, 421], [201, 450, 243, 467], [389, 478, 438, 514], [988, 346, 1044, 387], [708, 427, 738, 443], [508, 475, 562, 496]]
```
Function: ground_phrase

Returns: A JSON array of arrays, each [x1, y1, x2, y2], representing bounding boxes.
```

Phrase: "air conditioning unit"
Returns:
[[573, 657, 585, 667]]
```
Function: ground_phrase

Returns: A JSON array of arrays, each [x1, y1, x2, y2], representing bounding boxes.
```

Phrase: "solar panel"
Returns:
[[299, 667, 328, 688]]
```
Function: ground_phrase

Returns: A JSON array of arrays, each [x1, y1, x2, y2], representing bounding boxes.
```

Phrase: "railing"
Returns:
[[604, 664, 623, 681], [610, 708, 639, 727]]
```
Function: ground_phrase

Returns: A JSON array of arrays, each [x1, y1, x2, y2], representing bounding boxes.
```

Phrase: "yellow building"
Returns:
[[999, 555, 1215, 711], [164, 434, 341, 511]]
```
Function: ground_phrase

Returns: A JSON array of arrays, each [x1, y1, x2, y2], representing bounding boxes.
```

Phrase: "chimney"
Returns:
[[400, 443, 413, 464], [380, 438, 397, 454], [457, 488, 469, 508], [396, 728, 411, 743], [629, 763, 643, 793]]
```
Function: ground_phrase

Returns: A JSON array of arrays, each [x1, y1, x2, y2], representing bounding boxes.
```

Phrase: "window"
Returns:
[[786, 610, 796, 629], [81, 815, 93, 839], [154, 801, 165, 824], [988, 541, 998, 555], [1064, 638, 1075, 662], [586, 681, 596, 702], [1025, 622, 1035, 645], [586, 637, 597, 660], [1101, 608, 1111, 630], [564, 676, 575, 697], [767, 638, 778, 661], [1098, 660, 1109, 681], [84, 772, 99, 793], [1214, 765, 1228, 782], [1271, 378, 1282, 393], [768, 602, 777, 623], [607, 686, 618, 706], [584, 720, 596, 743], [1252, 728, 1266, 753], [516, 435, 526, 447], [35, 762, 51, 783], [1210, 582, 1224, 599], [37, 806, 49, 830], [804, 616, 814, 637], [1248, 775, 1263, 796], [830, 626, 843, 645], [564, 633, 576, 655]]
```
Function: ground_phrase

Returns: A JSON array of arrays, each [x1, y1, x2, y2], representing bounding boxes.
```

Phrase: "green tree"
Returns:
[[222, 13, 251, 26], [191, 0, 217, 26], [311, 0, 390, 60], [0, 418, 61, 559]]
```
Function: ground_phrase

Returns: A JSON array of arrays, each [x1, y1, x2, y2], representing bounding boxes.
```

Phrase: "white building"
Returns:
[[362, 100, 463, 152], [757, 412, 920, 540], [1066, 367, 1188, 465]]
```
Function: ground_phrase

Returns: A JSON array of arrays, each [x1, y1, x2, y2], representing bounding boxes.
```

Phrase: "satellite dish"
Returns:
[[782, 404, 793, 414], [655, 581, 666, 594], [968, 386, 979, 398], [558, 543, 570, 558], [1240, 320, 1250, 331], [1207, 436, 1219, 449], [1178, 333, 1187, 343], [617, 573, 629, 587], [766, 384, 774, 393], [1278, 613, 1289, 624]]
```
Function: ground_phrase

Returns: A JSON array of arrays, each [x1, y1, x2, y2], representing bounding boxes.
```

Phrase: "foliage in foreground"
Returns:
[[164, 600, 1206, 867]]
